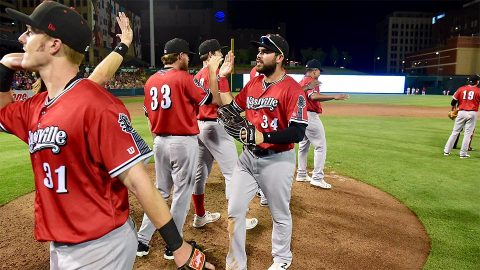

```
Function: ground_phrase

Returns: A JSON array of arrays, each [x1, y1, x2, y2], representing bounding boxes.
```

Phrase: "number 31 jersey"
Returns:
[[0, 78, 153, 243]]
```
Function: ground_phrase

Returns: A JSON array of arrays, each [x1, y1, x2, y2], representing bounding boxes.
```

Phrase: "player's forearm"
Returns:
[[208, 68, 221, 105], [0, 92, 13, 109], [310, 93, 336, 102], [0, 62, 15, 108], [220, 92, 234, 105], [119, 163, 172, 228], [89, 51, 125, 85]]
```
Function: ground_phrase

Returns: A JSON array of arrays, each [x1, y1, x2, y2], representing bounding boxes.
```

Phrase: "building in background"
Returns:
[[405, 0, 479, 76], [375, 11, 434, 74], [1, 0, 141, 66]]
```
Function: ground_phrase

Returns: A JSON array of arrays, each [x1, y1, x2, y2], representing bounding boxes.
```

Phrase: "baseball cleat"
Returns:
[[164, 247, 174, 260], [268, 262, 291, 269], [136, 241, 150, 257], [310, 179, 332, 189], [460, 154, 470, 159], [192, 211, 221, 228], [295, 174, 313, 182], [443, 152, 450, 156], [246, 218, 258, 230]]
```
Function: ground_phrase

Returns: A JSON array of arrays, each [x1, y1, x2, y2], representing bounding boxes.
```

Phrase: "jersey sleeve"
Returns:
[[452, 88, 461, 100], [87, 103, 153, 178], [218, 76, 230, 93], [233, 79, 255, 112], [286, 84, 308, 125], [0, 98, 33, 142], [185, 74, 211, 106]]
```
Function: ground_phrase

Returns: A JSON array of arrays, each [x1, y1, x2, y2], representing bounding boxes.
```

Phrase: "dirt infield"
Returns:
[[0, 102, 435, 269]]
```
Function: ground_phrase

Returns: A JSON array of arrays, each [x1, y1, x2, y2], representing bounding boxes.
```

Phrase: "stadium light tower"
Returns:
[[373, 56, 380, 73]]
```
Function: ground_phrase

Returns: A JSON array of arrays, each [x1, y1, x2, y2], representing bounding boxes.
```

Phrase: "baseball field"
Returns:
[[0, 94, 478, 269]]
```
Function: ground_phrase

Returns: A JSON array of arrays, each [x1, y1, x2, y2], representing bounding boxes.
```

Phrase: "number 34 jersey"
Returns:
[[0, 79, 153, 244], [144, 68, 212, 135]]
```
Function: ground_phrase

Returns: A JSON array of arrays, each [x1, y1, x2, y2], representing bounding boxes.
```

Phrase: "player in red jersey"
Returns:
[[191, 39, 258, 230], [0, 2, 214, 269], [222, 34, 308, 270], [296, 59, 349, 189], [137, 37, 230, 259], [444, 74, 480, 158]]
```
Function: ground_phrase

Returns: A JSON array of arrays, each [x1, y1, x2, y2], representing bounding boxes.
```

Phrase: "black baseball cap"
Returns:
[[306, 59, 323, 72], [6, 1, 91, 54], [198, 39, 228, 55], [164, 38, 196, 55], [251, 34, 289, 57], [467, 74, 480, 85]]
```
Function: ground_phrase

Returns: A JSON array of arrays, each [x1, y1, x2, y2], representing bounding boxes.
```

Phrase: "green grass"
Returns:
[[1, 94, 478, 269], [338, 93, 452, 107]]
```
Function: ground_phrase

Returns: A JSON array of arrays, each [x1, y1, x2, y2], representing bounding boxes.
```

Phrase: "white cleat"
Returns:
[[246, 218, 258, 230], [310, 179, 332, 189], [192, 211, 221, 228], [268, 262, 291, 270], [295, 174, 313, 182]]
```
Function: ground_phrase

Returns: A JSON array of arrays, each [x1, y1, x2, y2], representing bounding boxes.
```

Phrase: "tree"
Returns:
[[329, 46, 339, 66]]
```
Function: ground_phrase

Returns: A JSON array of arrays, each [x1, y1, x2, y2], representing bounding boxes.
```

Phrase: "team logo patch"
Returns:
[[118, 113, 135, 134], [246, 96, 279, 111], [188, 248, 206, 270], [28, 126, 67, 154]]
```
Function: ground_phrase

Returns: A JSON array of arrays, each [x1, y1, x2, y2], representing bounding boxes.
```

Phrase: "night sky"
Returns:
[[227, 0, 469, 71]]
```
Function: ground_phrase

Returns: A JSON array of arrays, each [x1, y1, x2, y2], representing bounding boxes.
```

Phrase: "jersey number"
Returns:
[[43, 163, 67, 193], [150, 85, 172, 110], [261, 115, 278, 131], [462, 90, 474, 100]]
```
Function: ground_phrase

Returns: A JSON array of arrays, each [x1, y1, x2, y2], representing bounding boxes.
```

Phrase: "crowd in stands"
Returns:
[[11, 68, 148, 91], [11, 71, 37, 90]]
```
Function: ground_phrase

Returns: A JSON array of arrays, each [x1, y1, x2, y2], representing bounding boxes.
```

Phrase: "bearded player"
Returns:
[[221, 34, 308, 270]]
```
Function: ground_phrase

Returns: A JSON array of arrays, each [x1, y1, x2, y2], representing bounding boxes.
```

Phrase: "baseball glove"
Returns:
[[448, 109, 459, 120], [217, 104, 256, 145], [178, 241, 206, 270]]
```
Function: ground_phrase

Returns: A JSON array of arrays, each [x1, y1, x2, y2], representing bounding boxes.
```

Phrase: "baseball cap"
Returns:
[[164, 38, 196, 55], [6, 1, 91, 54], [251, 34, 289, 57], [306, 59, 323, 72], [198, 39, 228, 55], [467, 74, 480, 85]]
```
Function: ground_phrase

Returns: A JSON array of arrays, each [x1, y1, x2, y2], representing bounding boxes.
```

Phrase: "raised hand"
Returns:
[[208, 55, 224, 72], [219, 50, 234, 77], [115, 12, 133, 47]]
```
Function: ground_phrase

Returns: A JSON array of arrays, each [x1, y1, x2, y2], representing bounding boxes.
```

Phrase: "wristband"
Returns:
[[0, 63, 15, 92], [158, 218, 183, 252], [113, 42, 129, 57]]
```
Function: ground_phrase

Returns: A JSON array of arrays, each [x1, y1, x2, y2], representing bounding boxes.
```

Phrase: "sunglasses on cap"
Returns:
[[260, 34, 284, 56]]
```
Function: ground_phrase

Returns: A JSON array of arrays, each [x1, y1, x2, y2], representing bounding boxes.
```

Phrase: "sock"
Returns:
[[192, 194, 205, 217]]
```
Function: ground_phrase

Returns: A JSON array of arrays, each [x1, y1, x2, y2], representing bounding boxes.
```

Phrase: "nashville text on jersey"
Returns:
[[28, 126, 67, 154], [246, 96, 279, 111]]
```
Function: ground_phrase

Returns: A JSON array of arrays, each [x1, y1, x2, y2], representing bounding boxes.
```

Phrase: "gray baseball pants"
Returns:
[[226, 149, 295, 269]]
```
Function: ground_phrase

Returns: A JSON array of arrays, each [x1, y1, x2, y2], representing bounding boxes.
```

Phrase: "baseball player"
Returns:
[[443, 74, 480, 158], [137, 38, 230, 259], [191, 39, 258, 230], [0, 2, 214, 269], [221, 34, 308, 270], [296, 59, 349, 189]]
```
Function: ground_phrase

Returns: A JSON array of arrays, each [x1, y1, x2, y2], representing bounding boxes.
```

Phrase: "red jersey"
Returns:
[[194, 67, 230, 120], [249, 66, 260, 80], [453, 85, 480, 111], [0, 78, 152, 243], [299, 76, 322, 113], [144, 68, 211, 135], [233, 74, 308, 152]]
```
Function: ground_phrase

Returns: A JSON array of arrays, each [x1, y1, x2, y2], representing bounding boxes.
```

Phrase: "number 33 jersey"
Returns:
[[0, 78, 153, 244]]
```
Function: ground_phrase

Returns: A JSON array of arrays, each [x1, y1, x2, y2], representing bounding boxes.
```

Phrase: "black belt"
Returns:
[[246, 146, 282, 157], [199, 118, 217, 122]]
